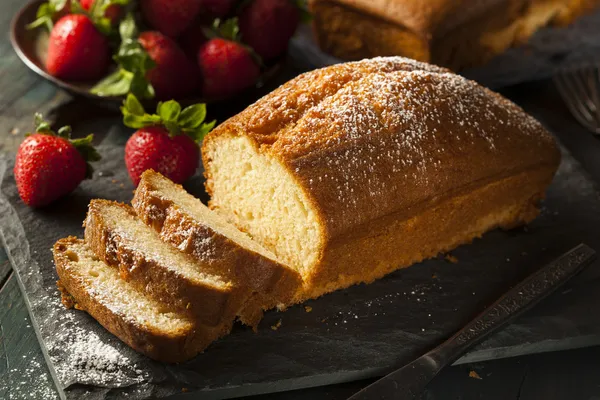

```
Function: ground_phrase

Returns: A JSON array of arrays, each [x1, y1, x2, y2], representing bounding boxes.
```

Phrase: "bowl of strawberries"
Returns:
[[10, 0, 308, 106]]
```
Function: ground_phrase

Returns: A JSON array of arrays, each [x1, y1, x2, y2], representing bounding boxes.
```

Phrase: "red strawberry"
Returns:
[[121, 94, 215, 185], [80, 0, 123, 25], [197, 38, 260, 98], [14, 114, 100, 207], [141, 0, 202, 38], [238, 0, 300, 60], [125, 126, 194, 185], [138, 31, 200, 100], [46, 14, 110, 81], [199, 0, 236, 18]]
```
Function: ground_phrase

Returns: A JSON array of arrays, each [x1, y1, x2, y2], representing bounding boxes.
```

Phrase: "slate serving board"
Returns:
[[2, 138, 600, 400]]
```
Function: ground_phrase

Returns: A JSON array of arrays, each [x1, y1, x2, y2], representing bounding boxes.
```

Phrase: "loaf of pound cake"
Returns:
[[309, 0, 600, 70], [202, 56, 561, 301]]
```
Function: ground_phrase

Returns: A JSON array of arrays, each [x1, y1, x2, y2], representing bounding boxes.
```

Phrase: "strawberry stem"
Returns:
[[121, 94, 216, 143], [91, 13, 155, 99], [26, 0, 68, 31], [30, 114, 101, 179]]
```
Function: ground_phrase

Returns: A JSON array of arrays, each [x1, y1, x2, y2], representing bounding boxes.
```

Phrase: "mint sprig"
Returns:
[[27, 0, 69, 31], [31, 113, 101, 178], [121, 94, 216, 142], [91, 13, 155, 99]]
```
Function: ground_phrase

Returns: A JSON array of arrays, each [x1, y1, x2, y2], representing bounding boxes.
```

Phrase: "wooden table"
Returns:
[[2, 0, 600, 398]]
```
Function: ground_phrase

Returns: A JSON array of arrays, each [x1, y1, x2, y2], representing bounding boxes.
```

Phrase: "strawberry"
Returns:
[[238, 0, 300, 60], [197, 19, 260, 98], [139, 31, 200, 100], [198, 37, 260, 98], [141, 0, 202, 38], [121, 94, 215, 185], [80, 0, 124, 25], [14, 114, 101, 207], [46, 14, 110, 81], [199, 0, 236, 18]]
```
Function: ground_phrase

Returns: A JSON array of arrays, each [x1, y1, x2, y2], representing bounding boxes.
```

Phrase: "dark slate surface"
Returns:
[[2, 136, 600, 400]]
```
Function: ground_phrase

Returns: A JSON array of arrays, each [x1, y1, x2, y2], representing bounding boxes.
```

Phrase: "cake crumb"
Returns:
[[469, 370, 482, 380], [304, 306, 313, 313], [271, 319, 282, 331], [445, 254, 458, 263]]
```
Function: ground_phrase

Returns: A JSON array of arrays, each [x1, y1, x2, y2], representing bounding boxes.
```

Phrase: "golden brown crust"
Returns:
[[53, 237, 230, 363], [203, 57, 561, 300], [83, 200, 246, 327], [131, 170, 302, 308], [309, 0, 600, 70], [300, 168, 549, 299], [204, 58, 560, 238]]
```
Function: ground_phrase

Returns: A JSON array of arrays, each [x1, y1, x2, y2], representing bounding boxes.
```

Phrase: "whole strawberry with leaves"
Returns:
[[14, 114, 101, 207], [45, 13, 111, 81], [198, 19, 260, 98], [122, 94, 216, 185], [92, 14, 198, 101]]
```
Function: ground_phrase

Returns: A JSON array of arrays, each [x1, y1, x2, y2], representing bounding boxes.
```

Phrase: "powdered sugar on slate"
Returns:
[[48, 321, 148, 387]]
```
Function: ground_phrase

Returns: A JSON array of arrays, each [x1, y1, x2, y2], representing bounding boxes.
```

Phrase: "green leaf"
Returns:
[[57, 126, 72, 138], [71, 133, 102, 179], [124, 93, 146, 116], [157, 101, 181, 123], [121, 94, 161, 129], [95, 17, 113, 36], [34, 113, 54, 134], [186, 120, 216, 143], [163, 121, 181, 136], [129, 72, 155, 99], [26, 3, 54, 31], [51, 0, 68, 10], [179, 104, 207, 129], [91, 69, 132, 96], [214, 18, 240, 41], [119, 12, 137, 41]]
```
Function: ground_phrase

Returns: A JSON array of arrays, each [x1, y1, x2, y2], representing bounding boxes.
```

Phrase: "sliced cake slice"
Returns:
[[53, 237, 231, 363], [83, 199, 251, 327], [131, 170, 302, 311]]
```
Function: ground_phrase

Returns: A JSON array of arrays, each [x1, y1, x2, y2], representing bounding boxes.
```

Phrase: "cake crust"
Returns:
[[131, 170, 303, 312], [53, 237, 231, 363], [202, 57, 561, 299], [83, 199, 248, 327]]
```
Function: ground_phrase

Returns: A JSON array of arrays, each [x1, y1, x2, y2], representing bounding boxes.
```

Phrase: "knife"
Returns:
[[347, 243, 596, 400]]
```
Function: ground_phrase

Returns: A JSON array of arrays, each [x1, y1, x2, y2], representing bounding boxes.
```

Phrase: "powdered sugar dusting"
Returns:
[[248, 58, 553, 231], [48, 318, 149, 387]]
